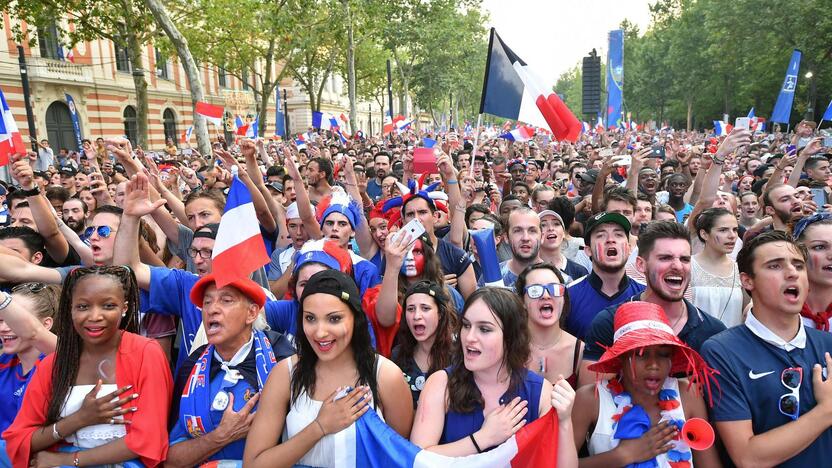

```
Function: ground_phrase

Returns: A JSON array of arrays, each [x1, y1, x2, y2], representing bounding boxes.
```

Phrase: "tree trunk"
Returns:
[[126, 31, 148, 149], [144, 0, 211, 156], [343, 0, 357, 134], [686, 97, 693, 131]]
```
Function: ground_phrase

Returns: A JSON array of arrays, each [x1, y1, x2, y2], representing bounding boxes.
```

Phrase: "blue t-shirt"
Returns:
[[566, 271, 645, 341], [675, 203, 694, 224], [366, 179, 383, 202], [0, 354, 41, 435], [498, 260, 519, 288], [583, 295, 726, 361], [701, 323, 832, 467], [563, 259, 589, 283], [436, 238, 473, 278], [144, 267, 201, 372]]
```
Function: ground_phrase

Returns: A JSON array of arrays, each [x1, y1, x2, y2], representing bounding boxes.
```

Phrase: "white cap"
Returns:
[[286, 202, 312, 220], [538, 210, 564, 225]]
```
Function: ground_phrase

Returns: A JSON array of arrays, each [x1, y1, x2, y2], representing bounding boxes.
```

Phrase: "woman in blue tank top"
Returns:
[[410, 287, 578, 466]]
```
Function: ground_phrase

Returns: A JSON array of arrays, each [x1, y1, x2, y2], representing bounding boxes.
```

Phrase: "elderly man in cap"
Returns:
[[167, 273, 294, 467]]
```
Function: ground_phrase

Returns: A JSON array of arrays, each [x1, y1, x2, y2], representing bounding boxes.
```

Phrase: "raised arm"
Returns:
[[437, 152, 467, 251], [376, 232, 412, 327], [247, 140, 286, 242], [0, 290, 56, 354], [112, 174, 166, 290], [0, 246, 62, 284], [10, 154, 69, 263], [689, 130, 751, 228], [342, 156, 376, 259], [283, 148, 321, 240], [217, 144, 277, 233], [787, 138, 823, 187]]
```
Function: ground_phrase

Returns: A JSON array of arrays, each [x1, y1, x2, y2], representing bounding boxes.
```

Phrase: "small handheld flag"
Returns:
[[0, 87, 26, 166], [196, 102, 225, 126]]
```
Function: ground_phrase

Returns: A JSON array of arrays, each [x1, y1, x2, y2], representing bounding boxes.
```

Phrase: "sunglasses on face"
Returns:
[[83, 225, 113, 240], [779, 367, 803, 421], [524, 283, 566, 299]]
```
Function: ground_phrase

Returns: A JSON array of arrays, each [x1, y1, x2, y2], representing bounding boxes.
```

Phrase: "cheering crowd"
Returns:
[[0, 120, 831, 467]]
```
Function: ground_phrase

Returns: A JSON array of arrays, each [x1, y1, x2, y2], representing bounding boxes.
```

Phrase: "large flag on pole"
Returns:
[[274, 86, 286, 137], [65, 93, 83, 151], [771, 49, 802, 124], [195, 102, 225, 126], [606, 29, 624, 129], [0, 87, 25, 166], [822, 99, 832, 122], [479, 28, 582, 142], [211, 172, 269, 289]]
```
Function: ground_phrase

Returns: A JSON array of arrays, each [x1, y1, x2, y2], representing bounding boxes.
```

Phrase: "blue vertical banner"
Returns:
[[65, 93, 83, 150], [606, 29, 624, 129], [274, 86, 286, 137], [771, 49, 802, 124]]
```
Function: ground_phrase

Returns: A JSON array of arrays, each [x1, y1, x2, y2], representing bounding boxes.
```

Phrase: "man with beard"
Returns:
[[499, 207, 542, 287], [566, 212, 644, 340], [366, 153, 390, 202], [306, 157, 333, 204], [60, 198, 87, 236], [763, 184, 805, 231], [578, 220, 726, 386]]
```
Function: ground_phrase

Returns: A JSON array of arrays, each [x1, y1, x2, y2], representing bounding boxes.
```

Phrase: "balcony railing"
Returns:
[[27, 57, 94, 84]]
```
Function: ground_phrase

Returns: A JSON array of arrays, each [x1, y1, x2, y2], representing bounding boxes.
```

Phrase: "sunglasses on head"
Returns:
[[779, 367, 802, 421], [11, 282, 47, 294], [524, 283, 566, 299], [83, 225, 113, 240]]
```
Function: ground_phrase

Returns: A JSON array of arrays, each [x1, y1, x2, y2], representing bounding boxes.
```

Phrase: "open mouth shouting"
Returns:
[[206, 320, 222, 337], [465, 345, 481, 360], [664, 274, 685, 291], [783, 285, 801, 304], [538, 302, 556, 320]]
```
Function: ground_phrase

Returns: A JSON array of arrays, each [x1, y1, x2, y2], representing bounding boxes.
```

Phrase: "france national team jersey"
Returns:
[[0, 354, 41, 435], [142, 267, 202, 372], [566, 271, 644, 341], [702, 315, 832, 467]]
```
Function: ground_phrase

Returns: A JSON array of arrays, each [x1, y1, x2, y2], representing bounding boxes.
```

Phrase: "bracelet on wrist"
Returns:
[[469, 433, 483, 453], [51, 422, 63, 441], [446, 179, 458, 185], [18, 186, 40, 197]]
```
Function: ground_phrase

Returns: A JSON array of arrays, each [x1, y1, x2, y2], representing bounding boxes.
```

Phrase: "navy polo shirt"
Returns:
[[702, 320, 832, 467], [565, 271, 644, 341], [583, 295, 726, 362]]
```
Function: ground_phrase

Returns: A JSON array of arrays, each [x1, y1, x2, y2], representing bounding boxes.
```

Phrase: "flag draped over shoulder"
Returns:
[[479, 28, 582, 143]]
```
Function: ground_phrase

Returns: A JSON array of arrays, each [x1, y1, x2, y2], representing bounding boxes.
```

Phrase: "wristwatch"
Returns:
[[17, 186, 40, 197]]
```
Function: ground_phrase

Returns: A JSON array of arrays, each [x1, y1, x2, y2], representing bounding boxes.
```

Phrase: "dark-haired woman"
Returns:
[[690, 207, 745, 327], [4, 266, 172, 467], [391, 281, 457, 406], [0, 284, 60, 465], [244, 270, 413, 467], [515, 263, 583, 388], [410, 288, 577, 466]]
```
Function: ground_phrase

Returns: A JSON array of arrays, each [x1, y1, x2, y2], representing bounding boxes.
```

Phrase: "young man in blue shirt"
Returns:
[[702, 230, 832, 467], [566, 211, 644, 340]]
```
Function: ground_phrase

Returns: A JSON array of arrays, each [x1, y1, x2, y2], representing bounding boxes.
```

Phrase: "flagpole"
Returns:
[[469, 113, 483, 178]]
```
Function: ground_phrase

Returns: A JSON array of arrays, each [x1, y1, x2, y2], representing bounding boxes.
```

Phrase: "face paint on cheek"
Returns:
[[649, 270, 662, 288], [595, 242, 604, 263]]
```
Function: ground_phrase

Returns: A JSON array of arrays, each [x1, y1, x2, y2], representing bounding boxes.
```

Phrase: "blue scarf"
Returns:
[[178, 330, 276, 438]]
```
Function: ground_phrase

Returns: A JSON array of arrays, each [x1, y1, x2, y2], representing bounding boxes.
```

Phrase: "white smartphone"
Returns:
[[735, 117, 750, 131], [613, 155, 632, 166], [392, 218, 426, 244], [182, 148, 193, 156]]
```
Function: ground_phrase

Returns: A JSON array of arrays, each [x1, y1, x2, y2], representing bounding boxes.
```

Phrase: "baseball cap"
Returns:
[[537, 210, 564, 226], [60, 167, 78, 177], [578, 169, 599, 184], [267, 182, 283, 193], [583, 211, 631, 243], [299, 269, 362, 316]]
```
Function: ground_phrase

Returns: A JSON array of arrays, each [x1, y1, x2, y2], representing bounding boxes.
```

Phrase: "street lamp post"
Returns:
[[805, 70, 816, 121], [17, 45, 38, 152]]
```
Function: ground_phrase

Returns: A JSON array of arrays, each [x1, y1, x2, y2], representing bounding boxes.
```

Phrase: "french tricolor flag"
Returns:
[[480, 28, 581, 143], [396, 117, 413, 133], [180, 126, 193, 144], [196, 101, 225, 127], [312, 111, 340, 131], [595, 116, 604, 133], [343, 406, 558, 467], [0, 88, 25, 166], [581, 121, 590, 134], [211, 174, 269, 289], [499, 125, 535, 142], [713, 120, 732, 136]]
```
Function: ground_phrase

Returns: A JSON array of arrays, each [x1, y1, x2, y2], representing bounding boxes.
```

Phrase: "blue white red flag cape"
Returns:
[[196, 101, 224, 126], [499, 125, 534, 142], [0, 88, 25, 166], [713, 121, 731, 136], [479, 28, 581, 142], [212, 173, 269, 288], [343, 406, 559, 467], [423, 137, 437, 148]]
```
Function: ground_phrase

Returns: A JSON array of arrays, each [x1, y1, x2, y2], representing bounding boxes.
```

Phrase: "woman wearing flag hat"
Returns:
[[166, 273, 294, 467], [243, 269, 413, 467], [571, 301, 721, 467], [410, 287, 577, 465]]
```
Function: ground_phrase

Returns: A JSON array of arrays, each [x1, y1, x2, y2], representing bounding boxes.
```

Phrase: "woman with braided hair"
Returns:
[[4, 266, 172, 467]]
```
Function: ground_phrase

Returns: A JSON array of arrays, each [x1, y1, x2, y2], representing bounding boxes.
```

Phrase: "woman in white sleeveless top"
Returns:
[[244, 270, 412, 467], [571, 301, 721, 467]]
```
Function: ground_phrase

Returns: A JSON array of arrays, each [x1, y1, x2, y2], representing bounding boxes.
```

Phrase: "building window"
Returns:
[[115, 41, 131, 73], [218, 66, 228, 88], [241, 69, 250, 91], [123, 106, 138, 146], [38, 23, 61, 60], [155, 49, 169, 80], [163, 108, 177, 144]]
